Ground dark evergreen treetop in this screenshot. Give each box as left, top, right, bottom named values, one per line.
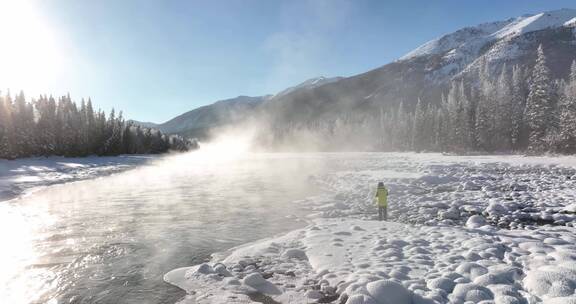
left=0, top=93, right=196, bottom=159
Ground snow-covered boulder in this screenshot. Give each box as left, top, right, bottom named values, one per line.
left=466, top=215, right=487, bottom=228
left=305, top=290, right=324, bottom=299
left=281, top=248, right=308, bottom=260
left=440, top=207, right=460, bottom=220
left=346, top=294, right=379, bottom=304
left=185, top=263, right=213, bottom=279
left=563, top=204, right=576, bottom=213
left=449, top=283, right=493, bottom=302
left=456, top=262, right=488, bottom=279
left=495, top=295, right=521, bottom=304
left=242, top=272, right=282, bottom=295
left=366, top=279, right=412, bottom=304
left=426, top=277, right=455, bottom=292
left=544, top=296, right=576, bottom=304
left=213, top=263, right=232, bottom=277
left=485, top=201, right=508, bottom=217
left=461, top=181, right=482, bottom=191
left=243, top=272, right=267, bottom=287
left=524, top=265, right=576, bottom=299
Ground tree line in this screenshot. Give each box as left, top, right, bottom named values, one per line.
left=0, top=93, right=196, bottom=159
left=268, top=45, right=576, bottom=154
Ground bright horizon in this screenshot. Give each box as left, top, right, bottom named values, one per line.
left=2, top=0, right=575, bottom=123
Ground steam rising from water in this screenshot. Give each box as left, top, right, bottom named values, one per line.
left=0, top=131, right=328, bottom=304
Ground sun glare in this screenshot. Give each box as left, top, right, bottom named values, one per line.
left=0, top=1, right=63, bottom=95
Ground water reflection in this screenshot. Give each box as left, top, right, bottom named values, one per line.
left=1, top=151, right=330, bottom=304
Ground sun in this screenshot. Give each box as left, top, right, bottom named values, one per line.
left=0, top=1, right=63, bottom=95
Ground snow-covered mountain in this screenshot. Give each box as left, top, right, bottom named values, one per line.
left=134, top=77, right=344, bottom=138
left=262, top=8, right=576, bottom=125
left=274, top=76, right=344, bottom=98
left=401, top=9, right=576, bottom=61
left=144, top=95, right=269, bottom=138
left=399, top=8, right=576, bottom=81
left=142, top=9, right=576, bottom=139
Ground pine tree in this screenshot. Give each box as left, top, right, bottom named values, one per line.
left=510, top=65, right=527, bottom=150
left=557, top=61, right=576, bottom=153
left=495, top=64, right=513, bottom=150
left=0, top=93, right=13, bottom=158
left=525, top=45, right=554, bottom=153
left=36, top=95, right=57, bottom=155
left=12, top=91, right=35, bottom=156
left=411, top=98, right=426, bottom=151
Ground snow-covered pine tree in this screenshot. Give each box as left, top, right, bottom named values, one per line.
left=411, top=98, right=425, bottom=151
left=35, top=95, right=57, bottom=155
left=0, top=94, right=13, bottom=158
left=477, top=58, right=499, bottom=151
left=496, top=64, right=513, bottom=150
left=557, top=61, right=576, bottom=153
left=421, top=103, right=437, bottom=151
left=510, top=65, right=526, bottom=150
left=475, top=97, right=490, bottom=151
left=12, top=91, right=35, bottom=156
left=525, top=45, right=554, bottom=154
left=445, top=82, right=462, bottom=150
left=437, top=93, right=450, bottom=151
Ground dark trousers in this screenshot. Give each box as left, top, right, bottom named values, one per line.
left=378, top=206, right=387, bottom=221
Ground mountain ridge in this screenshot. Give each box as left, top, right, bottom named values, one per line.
left=134, top=8, right=576, bottom=141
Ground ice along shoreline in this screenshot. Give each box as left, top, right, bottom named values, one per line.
left=0, top=154, right=156, bottom=202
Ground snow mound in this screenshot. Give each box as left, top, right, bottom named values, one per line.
left=243, top=272, right=267, bottom=287
left=466, top=215, right=487, bottom=228
left=524, top=264, right=576, bottom=299
left=486, top=201, right=509, bottom=216
left=366, top=280, right=412, bottom=304
left=281, top=248, right=307, bottom=260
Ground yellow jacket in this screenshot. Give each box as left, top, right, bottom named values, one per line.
left=376, top=187, right=388, bottom=207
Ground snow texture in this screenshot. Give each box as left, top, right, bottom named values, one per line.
left=164, top=153, right=576, bottom=304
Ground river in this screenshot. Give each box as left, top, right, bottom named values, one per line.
left=0, top=151, right=344, bottom=304
left=0, top=151, right=421, bottom=304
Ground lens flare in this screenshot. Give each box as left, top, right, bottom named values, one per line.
left=0, top=1, right=63, bottom=94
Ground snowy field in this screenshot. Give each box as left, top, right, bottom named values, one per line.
left=0, top=155, right=155, bottom=202
left=165, top=153, right=576, bottom=304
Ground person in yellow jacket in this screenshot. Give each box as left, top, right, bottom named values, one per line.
left=375, top=182, right=388, bottom=221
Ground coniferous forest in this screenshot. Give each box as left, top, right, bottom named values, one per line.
left=0, top=93, right=195, bottom=159
left=268, top=45, right=576, bottom=154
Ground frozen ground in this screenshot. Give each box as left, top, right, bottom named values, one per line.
left=0, top=155, right=154, bottom=202
left=165, top=153, right=576, bottom=304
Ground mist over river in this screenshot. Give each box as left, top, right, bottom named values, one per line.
left=6, top=149, right=572, bottom=304
left=0, top=144, right=424, bottom=304
left=0, top=151, right=340, bottom=304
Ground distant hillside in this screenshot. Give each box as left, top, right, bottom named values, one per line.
left=263, top=9, right=576, bottom=126
left=135, top=9, right=576, bottom=153
left=133, top=95, right=268, bottom=139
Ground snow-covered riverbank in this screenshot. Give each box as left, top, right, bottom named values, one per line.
left=165, top=154, right=576, bottom=304
left=0, top=155, right=155, bottom=202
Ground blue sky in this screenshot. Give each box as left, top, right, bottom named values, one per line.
left=5, top=0, right=576, bottom=122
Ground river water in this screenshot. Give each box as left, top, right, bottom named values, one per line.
left=0, top=151, right=340, bottom=304
left=0, top=151, right=420, bottom=304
